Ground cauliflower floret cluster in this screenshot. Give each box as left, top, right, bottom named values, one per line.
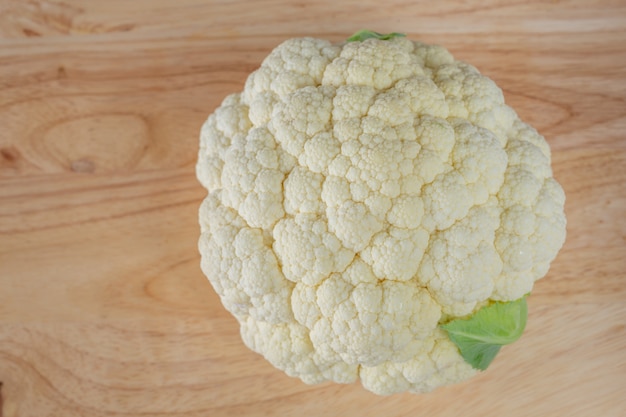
left=197, top=34, right=566, bottom=395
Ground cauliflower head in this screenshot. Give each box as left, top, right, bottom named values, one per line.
left=196, top=32, right=566, bottom=395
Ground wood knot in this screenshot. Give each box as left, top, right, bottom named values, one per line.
left=0, top=147, right=19, bottom=162
left=70, top=158, right=95, bottom=173
left=43, top=114, right=150, bottom=174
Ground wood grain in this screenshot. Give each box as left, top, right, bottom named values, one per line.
left=1, top=1, right=625, bottom=416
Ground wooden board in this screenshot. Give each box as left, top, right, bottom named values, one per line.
left=1, top=1, right=625, bottom=416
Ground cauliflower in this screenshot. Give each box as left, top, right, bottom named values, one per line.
left=196, top=31, right=566, bottom=395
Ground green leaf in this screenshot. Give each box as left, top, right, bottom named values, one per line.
left=441, top=297, right=528, bottom=371
left=346, top=30, right=406, bottom=42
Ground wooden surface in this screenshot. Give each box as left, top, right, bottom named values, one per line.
left=1, top=1, right=625, bottom=416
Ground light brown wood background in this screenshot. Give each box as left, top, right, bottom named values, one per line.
left=1, top=1, right=625, bottom=416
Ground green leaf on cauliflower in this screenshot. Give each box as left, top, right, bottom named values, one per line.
left=346, top=30, right=406, bottom=42
left=441, top=297, right=528, bottom=370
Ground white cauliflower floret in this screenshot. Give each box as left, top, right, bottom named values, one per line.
left=196, top=33, right=566, bottom=395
